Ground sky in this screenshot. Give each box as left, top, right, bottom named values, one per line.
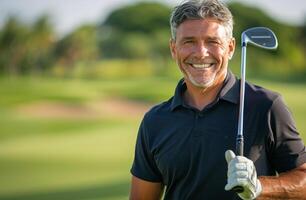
left=0, top=0, right=305, bottom=36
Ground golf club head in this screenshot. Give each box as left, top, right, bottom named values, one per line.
left=242, top=27, right=278, bottom=49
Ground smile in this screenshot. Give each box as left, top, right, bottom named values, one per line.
left=190, top=63, right=215, bottom=69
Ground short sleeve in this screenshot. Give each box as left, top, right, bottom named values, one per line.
left=268, top=96, right=306, bottom=173
left=130, top=117, right=163, bottom=182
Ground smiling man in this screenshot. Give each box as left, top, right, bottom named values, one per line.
left=170, top=17, right=235, bottom=110
left=130, top=0, right=306, bottom=199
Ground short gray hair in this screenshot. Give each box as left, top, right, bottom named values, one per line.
left=170, top=0, right=234, bottom=40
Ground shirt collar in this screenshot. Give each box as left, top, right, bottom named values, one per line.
left=170, top=70, right=240, bottom=111
left=219, top=70, right=240, bottom=104
left=170, top=78, right=186, bottom=111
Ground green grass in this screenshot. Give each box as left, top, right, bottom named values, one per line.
left=0, top=120, right=137, bottom=200
left=0, top=75, right=305, bottom=200
left=0, top=76, right=176, bottom=107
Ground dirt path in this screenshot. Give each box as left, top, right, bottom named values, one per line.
left=16, top=98, right=153, bottom=119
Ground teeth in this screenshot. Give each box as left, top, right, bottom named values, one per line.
left=192, top=63, right=213, bottom=68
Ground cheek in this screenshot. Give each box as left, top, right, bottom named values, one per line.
left=211, top=45, right=226, bottom=55
left=177, top=45, right=194, bottom=58
left=214, top=47, right=230, bottom=63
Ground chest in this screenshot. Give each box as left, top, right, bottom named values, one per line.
left=150, top=106, right=238, bottom=185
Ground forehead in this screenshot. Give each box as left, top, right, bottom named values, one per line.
left=176, top=18, right=228, bottom=40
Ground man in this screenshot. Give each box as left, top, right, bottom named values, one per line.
left=130, top=0, right=306, bottom=199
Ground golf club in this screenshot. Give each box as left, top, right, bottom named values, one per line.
left=233, top=27, right=278, bottom=193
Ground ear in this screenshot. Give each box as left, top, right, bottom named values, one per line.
left=169, top=38, right=177, bottom=60
left=228, top=37, right=236, bottom=60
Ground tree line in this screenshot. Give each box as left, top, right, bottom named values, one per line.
left=0, top=2, right=305, bottom=79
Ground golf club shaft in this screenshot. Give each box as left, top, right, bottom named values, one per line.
left=231, top=43, right=247, bottom=194
left=237, top=44, right=246, bottom=157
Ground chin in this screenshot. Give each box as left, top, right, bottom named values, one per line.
left=187, top=76, right=215, bottom=89
left=185, top=73, right=215, bottom=89
left=194, top=81, right=214, bottom=89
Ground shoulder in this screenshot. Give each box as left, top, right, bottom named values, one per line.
left=143, top=97, right=174, bottom=124
left=245, top=81, right=282, bottom=110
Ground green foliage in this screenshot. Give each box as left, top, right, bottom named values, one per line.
left=103, top=2, right=170, bottom=34
left=0, top=16, right=30, bottom=74
left=97, top=1, right=306, bottom=80
left=99, top=1, right=172, bottom=72
left=228, top=2, right=306, bottom=79
left=100, top=31, right=152, bottom=59
left=53, top=25, right=99, bottom=76
left=0, top=1, right=305, bottom=80
left=0, top=15, right=55, bottom=75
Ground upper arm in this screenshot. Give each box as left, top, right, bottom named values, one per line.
left=131, top=117, right=163, bottom=182
left=130, top=175, right=164, bottom=200
left=268, top=96, right=306, bottom=172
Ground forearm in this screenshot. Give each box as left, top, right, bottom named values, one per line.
left=257, top=164, right=306, bottom=200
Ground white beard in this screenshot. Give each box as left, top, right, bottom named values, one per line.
left=182, top=68, right=216, bottom=89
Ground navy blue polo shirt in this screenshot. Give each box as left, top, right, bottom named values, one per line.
left=131, top=71, right=306, bottom=200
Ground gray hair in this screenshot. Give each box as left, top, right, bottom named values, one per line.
left=170, top=0, right=234, bottom=40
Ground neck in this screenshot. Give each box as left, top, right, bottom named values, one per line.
left=184, top=74, right=226, bottom=111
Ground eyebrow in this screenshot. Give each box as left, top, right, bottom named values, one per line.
left=180, top=36, right=222, bottom=41
left=181, top=36, right=195, bottom=41
left=206, top=36, right=222, bottom=41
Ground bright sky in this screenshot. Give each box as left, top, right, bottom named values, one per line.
left=0, top=0, right=305, bottom=36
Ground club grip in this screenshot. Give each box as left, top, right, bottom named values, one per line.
left=231, top=136, right=244, bottom=193
left=236, top=136, right=244, bottom=156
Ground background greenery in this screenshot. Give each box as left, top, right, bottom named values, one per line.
left=0, top=2, right=305, bottom=80
left=0, top=1, right=305, bottom=200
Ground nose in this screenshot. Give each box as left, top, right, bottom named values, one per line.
left=193, top=42, right=209, bottom=58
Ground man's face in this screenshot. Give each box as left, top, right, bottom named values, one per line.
left=170, top=18, right=235, bottom=89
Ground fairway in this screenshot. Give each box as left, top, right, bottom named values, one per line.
left=0, top=76, right=305, bottom=200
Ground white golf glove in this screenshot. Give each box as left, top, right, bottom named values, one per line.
left=225, top=150, right=262, bottom=200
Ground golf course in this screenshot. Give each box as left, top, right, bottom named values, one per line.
left=1, top=0, right=305, bottom=198
left=0, top=75, right=305, bottom=200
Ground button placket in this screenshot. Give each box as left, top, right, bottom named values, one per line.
left=192, top=111, right=203, bottom=137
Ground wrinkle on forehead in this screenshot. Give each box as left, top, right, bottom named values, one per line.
left=176, top=18, right=228, bottom=42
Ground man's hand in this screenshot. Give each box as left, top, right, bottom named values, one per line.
left=225, top=150, right=262, bottom=200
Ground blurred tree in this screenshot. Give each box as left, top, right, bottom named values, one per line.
left=99, top=1, right=305, bottom=78
left=27, top=15, right=56, bottom=74
left=228, top=2, right=305, bottom=78
left=99, top=2, right=171, bottom=63
left=102, top=32, right=152, bottom=59
left=301, top=17, right=306, bottom=50
left=54, top=25, right=99, bottom=75
left=0, top=15, right=56, bottom=75
left=0, top=16, right=29, bottom=75
left=0, top=2, right=304, bottom=80
left=103, top=2, right=170, bottom=34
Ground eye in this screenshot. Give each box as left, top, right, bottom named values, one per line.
left=183, top=40, right=194, bottom=44
left=208, top=39, right=220, bottom=45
